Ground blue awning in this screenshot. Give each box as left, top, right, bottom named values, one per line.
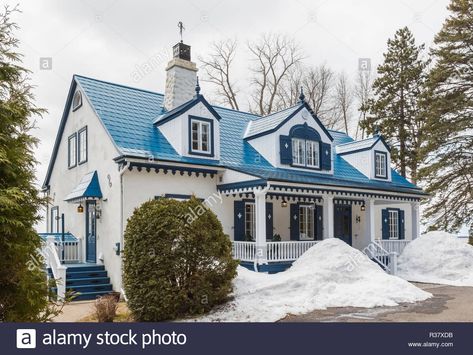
left=64, top=171, right=103, bottom=202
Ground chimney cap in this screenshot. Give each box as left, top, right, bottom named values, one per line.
left=173, top=42, right=191, bottom=61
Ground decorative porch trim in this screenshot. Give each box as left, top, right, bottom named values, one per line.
left=217, top=179, right=268, bottom=194
left=270, top=184, right=421, bottom=202
left=267, top=192, right=322, bottom=203
left=125, top=161, right=218, bottom=178
left=333, top=198, right=365, bottom=205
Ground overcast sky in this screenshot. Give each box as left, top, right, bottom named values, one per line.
left=6, top=0, right=452, bottom=229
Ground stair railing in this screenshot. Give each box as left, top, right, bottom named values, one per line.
left=45, top=236, right=67, bottom=299
left=366, top=240, right=398, bottom=275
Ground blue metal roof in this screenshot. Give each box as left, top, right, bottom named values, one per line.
left=51, top=75, right=423, bottom=195
left=64, top=170, right=103, bottom=202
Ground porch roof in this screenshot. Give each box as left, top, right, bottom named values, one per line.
left=64, top=171, right=103, bottom=202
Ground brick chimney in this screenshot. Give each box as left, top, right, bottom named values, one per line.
left=163, top=42, right=198, bottom=111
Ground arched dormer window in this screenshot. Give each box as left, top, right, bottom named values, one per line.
left=290, top=123, right=321, bottom=169
left=72, top=90, right=82, bottom=111
left=279, top=123, right=332, bottom=171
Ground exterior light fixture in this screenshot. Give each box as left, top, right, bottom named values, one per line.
left=281, top=200, right=288, bottom=208
left=360, top=204, right=366, bottom=212
left=77, top=204, right=84, bottom=213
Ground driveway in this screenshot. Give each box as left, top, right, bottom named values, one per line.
left=281, top=283, right=473, bottom=322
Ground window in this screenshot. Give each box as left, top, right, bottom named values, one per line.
left=375, top=151, right=387, bottom=178
left=78, top=127, right=87, bottom=164
left=190, top=118, right=212, bottom=155
left=292, top=138, right=320, bottom=168
left=299, top=205, right=314, bottom=240
left=50, top=206, right=59, bottom=233
left=245, top=203, right=256, bottom=240
left=68, top=133, right=77, bottom=168
left=72, top=91, right=82, bottom=111
left=388, top=210, right=399, bottom=239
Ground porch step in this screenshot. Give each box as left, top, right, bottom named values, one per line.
left=48, top=264, right=114, bottom=301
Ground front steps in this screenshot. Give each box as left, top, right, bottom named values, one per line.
left=48, top=264, right=114, bottom=301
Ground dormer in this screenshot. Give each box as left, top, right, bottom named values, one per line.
left=154, top=41, right=220, bottom=160
left=336, top=134, right=392, bottom=182
left=244, top=95, right=334, bottom=174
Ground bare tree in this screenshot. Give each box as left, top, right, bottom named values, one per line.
left=248, top=33, right=305, bottom=115
left=199, top=38, right=240, bottom=110
left=334, top=72, right=354, bottom=135
left=354, top=69, right=374, bottom=139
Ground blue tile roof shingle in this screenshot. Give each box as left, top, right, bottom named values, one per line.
left=72, top=75, right=424, bottom=195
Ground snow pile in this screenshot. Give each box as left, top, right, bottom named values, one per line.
left=398, top=231, right=473, bottom=286
left=197, top=238, right=430, bottom=322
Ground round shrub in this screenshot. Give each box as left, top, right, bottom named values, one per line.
left=123, top=197, right=238, bottom=321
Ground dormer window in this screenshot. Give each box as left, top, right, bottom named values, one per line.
left=72, top=90, right=82, bottom=111
left=375, top=151, right=387, bottom=178
left=292, top=138, right=320, bottom=168
left=189, top=116, right=213, bottom=156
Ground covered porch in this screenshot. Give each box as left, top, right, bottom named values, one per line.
left=219, top=180, right=420, bottom=273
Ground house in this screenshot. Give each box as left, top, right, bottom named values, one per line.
left=41, top=40, right=427, bottom=299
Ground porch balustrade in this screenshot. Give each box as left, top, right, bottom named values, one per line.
left=377, top=239, right=410, bottom=256
left=232, top=240, right=319, bottom=263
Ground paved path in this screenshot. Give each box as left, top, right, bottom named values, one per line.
left=281, top=283, right=473, bottom=322
left=53, top=301, right=95, bottom=322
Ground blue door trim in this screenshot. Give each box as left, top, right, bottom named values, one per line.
left=85, top=200, right=97, bottom=263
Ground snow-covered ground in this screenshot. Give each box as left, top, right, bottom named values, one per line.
left=398, top=231, right=473, bottom=287
left=196, top=238, right=431, bottom=322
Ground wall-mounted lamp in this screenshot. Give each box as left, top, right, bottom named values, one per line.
left=113, top=242, right=121, bottom=256
left=77, top=204, right=84, bottom=213
left=360, top=204, right=366, bottom=212
left=281, top=200, right=288, bottom=208
left=96, top=204, right=102, bottom=219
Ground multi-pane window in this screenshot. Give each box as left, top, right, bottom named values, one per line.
left=68, top=133, right=77, bottom=168
left=299, top=205, right=314, bottom=240
left=292, top=138, right=319, bottom=168
left=388, top=210, right=399, bottom=239
left=375, top=151, right=387, bottom=178
left=78, top=127, right=87, bottom=164
left=191, top=119, right=211, bottom=154
left=245, top=203, right=256, bottom=240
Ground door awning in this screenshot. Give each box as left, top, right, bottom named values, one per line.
left=64, top=171, right=103, bottom=202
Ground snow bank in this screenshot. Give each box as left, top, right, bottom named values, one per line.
left=398, top=231, right=473, bottom=286
left=196, top=238, right=430, bottom=322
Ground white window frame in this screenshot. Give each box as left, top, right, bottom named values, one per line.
left=388, top=210, right=399, bottom=240
left=191, top=119, right=211, bottom=154
left=375, top=151, right=387, bottom=178
left=245, top=202, right=256, bottom=240
left=72, top=90, right=82, bottom=111
left=78, top=127, right=87, bottom=164
left=292, top=138, right=305, bottom=166
left=68, top=133, right=77, bottom=168
left=306, top=140, right=320, bottom=168
left=299, top=205, right=314, bottom=240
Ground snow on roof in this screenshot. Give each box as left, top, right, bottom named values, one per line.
left=398, top=231, right=473, bottom=286
left=196, top=238, right=431, bottom=322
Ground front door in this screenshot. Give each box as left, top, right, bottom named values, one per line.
left=86, top=201, right=97, bottom=263
left=334, top=204, right=352, bottom=246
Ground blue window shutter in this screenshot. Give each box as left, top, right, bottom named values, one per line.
left=234, top=201, right=245, bottom=241
left=382, top=209, right=389, bottom=240
left=320, top=142, right=331, bottom=170
left=290, top=203, right=299, bottom=240
left=279, top=135, right=292, bottom=164
left=315, top=205, right=323, bottom=240
left=399, top=210, right=405, bottom=239
left=266, top=202, right=273, bottom=240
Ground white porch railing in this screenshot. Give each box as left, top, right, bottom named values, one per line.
left=366, top=240, right=398, bottom=275
left=377, top=239, right=410, bottom=256
left=56, top=239, right=82, bottom=264
left=267, top=241, right=319, bottom=261
left=232, top=241, right=318, bottom=262
left=45, top=236, right=67, bottom=299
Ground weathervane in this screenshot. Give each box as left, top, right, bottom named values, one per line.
left=178, top=21, right=185, bottom=43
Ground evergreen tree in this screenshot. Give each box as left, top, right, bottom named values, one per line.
left=0, top=6, right=59, bottom=321
left=420, top=0, right=473, bottom=232
left=363, top=27, right=429, bottom=183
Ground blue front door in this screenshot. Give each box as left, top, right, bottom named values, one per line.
left=334, top=204, right=352, bottom=246
left=86, top=201, right=97, bottom=263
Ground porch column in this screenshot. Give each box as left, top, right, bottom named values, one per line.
left=254, top=185, right=270, bottom=265
left=322, top=195, right=334, bottom=239
left=365, top=198, right=376, bottom=242
left=411, top=201, right=420, bottom=239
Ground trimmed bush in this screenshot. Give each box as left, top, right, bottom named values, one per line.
left=123, top=197, right=238, bottom=321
